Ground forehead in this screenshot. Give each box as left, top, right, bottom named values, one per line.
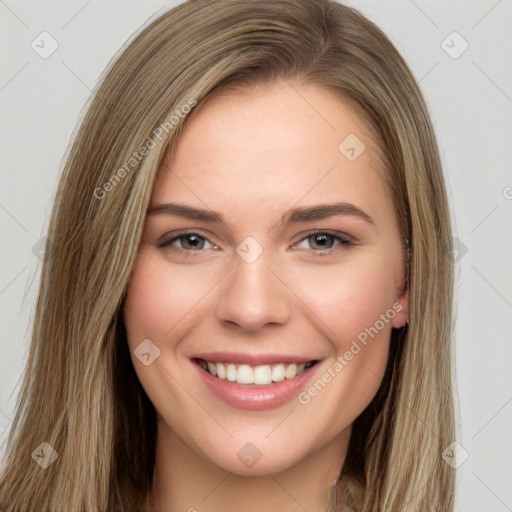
left=153, top=83, right=388, bottom=220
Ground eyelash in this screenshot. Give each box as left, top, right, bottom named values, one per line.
left=156, top=229, right=355, bottom=257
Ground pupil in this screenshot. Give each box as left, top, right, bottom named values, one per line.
left=311, top=234, right=333, bottom=249
left=183, top=235, right=203, bottom=250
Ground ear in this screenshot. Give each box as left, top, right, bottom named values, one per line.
left=391, top=280, right=408, bottom=329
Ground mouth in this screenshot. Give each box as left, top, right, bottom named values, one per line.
left=191, top=351, right=322, bottom=410
left=193, top=358, right=319, bottom=386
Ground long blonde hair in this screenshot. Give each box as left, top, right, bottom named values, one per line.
left=0, top=1, right=455, bottom=510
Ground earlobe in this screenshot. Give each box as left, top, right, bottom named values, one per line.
left=391, top=285, right=409, bottom=329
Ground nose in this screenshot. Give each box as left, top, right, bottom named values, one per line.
left=214, top=249, right=292, bottom=333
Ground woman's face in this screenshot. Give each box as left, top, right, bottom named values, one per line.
left=124, top=83, right=408, bottom=476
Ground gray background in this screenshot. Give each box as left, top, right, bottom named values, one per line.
left=1, top=1, right=511, bottom=510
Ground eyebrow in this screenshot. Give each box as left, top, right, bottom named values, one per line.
left=147, top=201, right=376, bottom=226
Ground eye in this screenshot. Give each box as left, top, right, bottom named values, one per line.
left=156, top=229, right=354, bottom=256
left=295, top=231, right=354, bottom=254
left=157, top=231, right=218, bottom=252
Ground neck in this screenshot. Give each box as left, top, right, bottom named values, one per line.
left=145, top=418, right=351, bottom=512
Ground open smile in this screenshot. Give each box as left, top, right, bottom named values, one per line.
left=192, top=355, right=321, bottom=410
left=194, top=358, right=318, bottom=385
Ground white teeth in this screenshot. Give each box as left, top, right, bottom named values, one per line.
left=271, top=364, right=285, bottom=382
left=226, top=364, right=237, bottom=382
left=216, top=362, right=226, bottom=379
left=285, top=363, right=297, bottom=379
left=207, top=362, right=217, bottom=376
left=253, top=365, right=272, bottom=385
left=237, top=364, right=254, bottom=384
left=200, top=360, right=314, bottom=385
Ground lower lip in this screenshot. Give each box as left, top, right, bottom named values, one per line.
left=194, top=362, right=318, bottom=411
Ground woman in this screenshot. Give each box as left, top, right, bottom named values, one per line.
left=0, top=1, right=456, bottom=510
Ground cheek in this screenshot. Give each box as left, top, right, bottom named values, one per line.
left=122, top=252, right=215, bottom=423
left=123, top=250, right=214, bottom=346
left=287, top=252, right=397, bottom=414
left=291, top=252, right=399, bottom=346
left=290, top=257, right=396, bottom=437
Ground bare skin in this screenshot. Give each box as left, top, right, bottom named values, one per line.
left=123, top=82, right=408, bottom=512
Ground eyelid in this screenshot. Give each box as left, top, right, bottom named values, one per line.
left=156, top=229, right=219, bottom=250
left=290, top=232, right=355, bottom=258
left=156, top=228, right=356, bottom=253
left=291, top=229, right=355, bottom=247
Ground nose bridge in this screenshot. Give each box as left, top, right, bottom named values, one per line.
left=215, top=244, right=291, bottom=331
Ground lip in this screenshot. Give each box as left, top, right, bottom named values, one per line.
left=192, top=357, right=320, bottom=411
left=191, top=351, right=315, bottom=366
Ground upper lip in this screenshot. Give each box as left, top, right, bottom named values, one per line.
left=192, top=351, right=317, bottom=366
